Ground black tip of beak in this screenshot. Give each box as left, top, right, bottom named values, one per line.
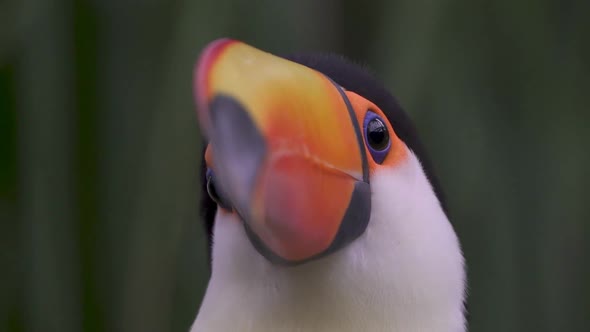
left=208, top=95, right=266, bottom=217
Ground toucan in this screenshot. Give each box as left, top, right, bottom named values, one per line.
left=191, top=38, right=467, bottom=332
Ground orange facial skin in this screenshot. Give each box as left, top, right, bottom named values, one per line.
left=345, top=91, right=408, bottom=171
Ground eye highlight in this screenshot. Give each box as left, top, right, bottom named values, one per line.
left=363, top=111, right=391, bottom=164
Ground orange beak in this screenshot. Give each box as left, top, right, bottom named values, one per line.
left=195, top=39, right=370, bottom=265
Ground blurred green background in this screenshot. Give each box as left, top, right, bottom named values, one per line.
left=1, top=0, right=589, bottom=331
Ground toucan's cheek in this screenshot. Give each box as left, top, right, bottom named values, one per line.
left=249, top=155, right=355, bottom=262
left=345, top=91, right=408, bottom=169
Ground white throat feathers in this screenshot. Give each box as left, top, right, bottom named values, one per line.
left=192, top=149, right=466, bottom=332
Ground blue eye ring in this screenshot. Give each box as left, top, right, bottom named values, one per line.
left=363, top=111, right=391, bottom=164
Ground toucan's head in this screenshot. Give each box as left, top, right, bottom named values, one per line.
left=193, top=38, right=466, bottom=331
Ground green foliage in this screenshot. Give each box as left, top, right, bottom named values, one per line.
left=1, top=0, right=588, bottom=331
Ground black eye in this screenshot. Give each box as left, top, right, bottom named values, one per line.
left=206, top=168, right=233, bottom=211
left=366, top=118, right=389, bottom=150
left=363, top=111, right=391, bottom=164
